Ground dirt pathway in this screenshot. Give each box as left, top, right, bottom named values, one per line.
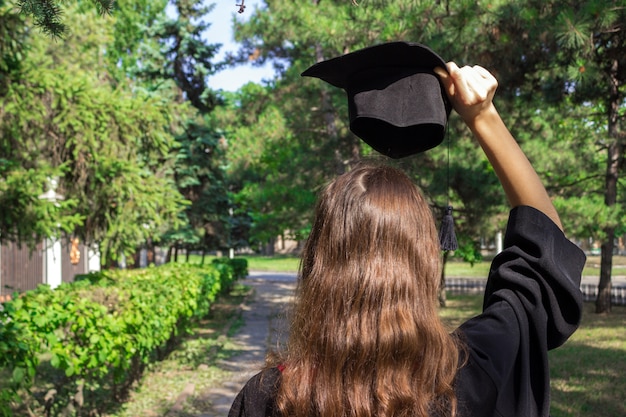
left=194, top=272, right=296, bottom=417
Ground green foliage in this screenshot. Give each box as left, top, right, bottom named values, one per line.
left=554, top=194, right=624, bottom=242
left=223, top=1, right=513, bottom=253
left=215, top=84, right=321, bottom=249
left=475, top=1, right=624, bottom=313
left=0, top=165, right=83, bottom=246
left=212, top=257, right=249, bottom=280
left=0, top=300, right=38, bottom=412
left=0, top=3, right=191, bottom=262
left=124, top=0, right=234, bottom=257
left=450, top=235, right=483, bottom=266
left=0, top=59, right=187, bottom=259
left=167, top=119, right=230, bottom=252
left=17, top=0, right=115, bottom=37
left=229, top=1, right=624, bottom=263
left=0, top=262, right=239, bottom=415
left=106, top=0, right=169, bottom=75
left=133, top=0, right=222, bottom=113
left=0, top=1, right=27, bottom=94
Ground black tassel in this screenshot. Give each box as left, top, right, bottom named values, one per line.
left=439, top=206, right=458, bottom=251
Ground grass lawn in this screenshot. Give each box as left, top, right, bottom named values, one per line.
left=242, top=254, right=302, bottom=272
left=217, top=254, right=496, bottom=276
left=231, top=254, right=626, bottom=278
left=177, top=253, right=302, bottom=272
left=548, top=302, right=626, bottom=417
left=440, top=295, right=626, bottom=417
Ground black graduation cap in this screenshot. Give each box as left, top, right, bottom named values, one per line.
left=302, top=41, right=451, bottom=159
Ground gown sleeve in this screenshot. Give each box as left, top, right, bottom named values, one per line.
left=455, top=205, right=586, bottom=417
left=228, top=368, right=281, bottom=417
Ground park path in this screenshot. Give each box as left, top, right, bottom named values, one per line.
left=194, top=272, right=296, bottom=417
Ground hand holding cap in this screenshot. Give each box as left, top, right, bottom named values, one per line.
left=434, top=62, right=498, bottom=124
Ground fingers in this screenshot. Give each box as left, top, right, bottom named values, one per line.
left=447, top=62, right=493, bottom=82
left=441, top=62, right=497, bottom=103
left=465, top=65, right=498, bottom=97
left=433, top=66, right=448, bottom=81
left=434, top=61, right=498, bottom=123
left=442, top=62, right=495, bottom=85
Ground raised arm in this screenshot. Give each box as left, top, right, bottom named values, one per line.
left=435, top=62, right=562, bottom=230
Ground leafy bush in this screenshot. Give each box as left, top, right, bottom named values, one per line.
left=212, top=257, right=248, bottom=280
left=0, top=262, right=239, bottom=416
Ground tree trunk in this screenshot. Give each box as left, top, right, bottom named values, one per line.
left=439, top=251, right=450, bottom=307
left=596, top=57, right=621, bottom=314
left=597, top=142, right=617, bottom=313
left=146, top=239, right=155, bottom=265
left=266, top=238, right=276, bottom=256
left=260, top=238, right=276, bottom=256
left=597, top=235, right=614, bottom=314
left=132, top=251, right=140, bottom=269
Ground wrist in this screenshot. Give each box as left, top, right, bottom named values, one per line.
left=462, top=103, right=500, bottom=131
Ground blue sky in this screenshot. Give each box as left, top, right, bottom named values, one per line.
left=205, top=1, right=275, bottom=91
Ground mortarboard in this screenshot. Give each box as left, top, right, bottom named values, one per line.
left=302, top=41, right=451, bottom=159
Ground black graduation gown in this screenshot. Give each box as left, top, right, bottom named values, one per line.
left=228, top=206, right=586, bottom=417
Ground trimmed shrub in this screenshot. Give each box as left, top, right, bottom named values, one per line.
left=0, top=262, right=239, bottom=416
left=211, top=257, right=248, bottom=280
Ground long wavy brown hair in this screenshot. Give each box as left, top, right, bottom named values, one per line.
left=273, top=163, right=461, bottom=417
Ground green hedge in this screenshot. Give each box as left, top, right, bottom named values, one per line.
left=0, top=259, right=247, bottom=416
left=211, top=257, right=249, bottom=280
